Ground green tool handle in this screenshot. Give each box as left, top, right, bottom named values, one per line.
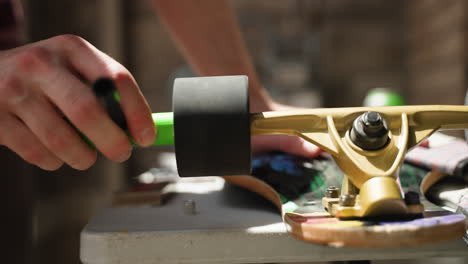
left=125, top=112, right=175, bottom=146
left=78, top=78, right=175, bottom=147
left=148, top=112, right=174, bottom=146
left=72, top=112, right=174, bottom=147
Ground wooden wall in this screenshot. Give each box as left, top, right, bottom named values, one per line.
left=320, top=0, right=405, bottom=107
left=405, top=0, right=466, bottom=105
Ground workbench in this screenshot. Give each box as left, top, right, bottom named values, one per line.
left=80, top=176, right=468, bottom=264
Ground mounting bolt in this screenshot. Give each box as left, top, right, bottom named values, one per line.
left=183, top=199, right=197, bottom=215
left=339, top=194, right=356, bottom=206
left=404, top=191, right=421, bottom=205
left=326, top=186, right=340, bottom=198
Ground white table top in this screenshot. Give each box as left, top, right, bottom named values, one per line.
left=81, top=177, right=468, bottom=264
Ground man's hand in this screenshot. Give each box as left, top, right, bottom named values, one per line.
left=0, top=35, right=155, bottom=170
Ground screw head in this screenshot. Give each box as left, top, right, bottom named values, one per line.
left=183, top=199, right=197, bottom=215
left=326, top=186, right=340, bottom=198
left=339, top=194, right=356, bottom=206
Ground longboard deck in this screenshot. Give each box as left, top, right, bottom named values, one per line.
left=224, top=153, right=467, bottom=248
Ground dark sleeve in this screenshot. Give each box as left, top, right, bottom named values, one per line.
left=0, top=0, right=23, bottom=49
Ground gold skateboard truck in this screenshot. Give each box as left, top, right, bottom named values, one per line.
left=251, top=105, right=468, bottom=219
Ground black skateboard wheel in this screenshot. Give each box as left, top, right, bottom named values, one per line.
left=173, top=75, right=251, bottom=177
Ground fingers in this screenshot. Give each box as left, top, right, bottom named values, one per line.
left=112, top=73, right=156, bottom=146
left=0, top=114, right=63, bottom=170
left=32, top=66, right=133, bottom=163
left=7, top=44, right=132, bottom=163
left=10, top=92, right=97, bottom=170
left=0, top=35, right=154, bottom=170
left=252, top=135, right=322, bottom=158
left=48, top=35, right=156, bottom=146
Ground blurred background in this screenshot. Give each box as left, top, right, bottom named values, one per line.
left=3, top=0, right=468, bottom=263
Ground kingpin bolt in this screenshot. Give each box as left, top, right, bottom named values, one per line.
left=364, top=111, right=382, bottom=128
left=326, top=186, right=340, bottom=198
left=350, top=111, right=389, bottom=150
left=339, top=194, right=356, bottom=206
left=404, top=191, right=421, bottom=205
left=183, top=199, right=197, bottom=215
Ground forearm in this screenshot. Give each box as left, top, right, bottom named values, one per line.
left=152, top=0, right=273, bottom=112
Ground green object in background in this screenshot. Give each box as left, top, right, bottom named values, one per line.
left=151, top=112, right=174, bottom=146
left=363, top=88, right=405, bottom=107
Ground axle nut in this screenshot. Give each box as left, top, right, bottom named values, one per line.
left=350, top=111, right=389, bottom=150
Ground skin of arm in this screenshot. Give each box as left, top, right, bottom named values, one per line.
left=152, top=0, right=321, bottom=157
left=151, top=0, right=272, bottom=113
